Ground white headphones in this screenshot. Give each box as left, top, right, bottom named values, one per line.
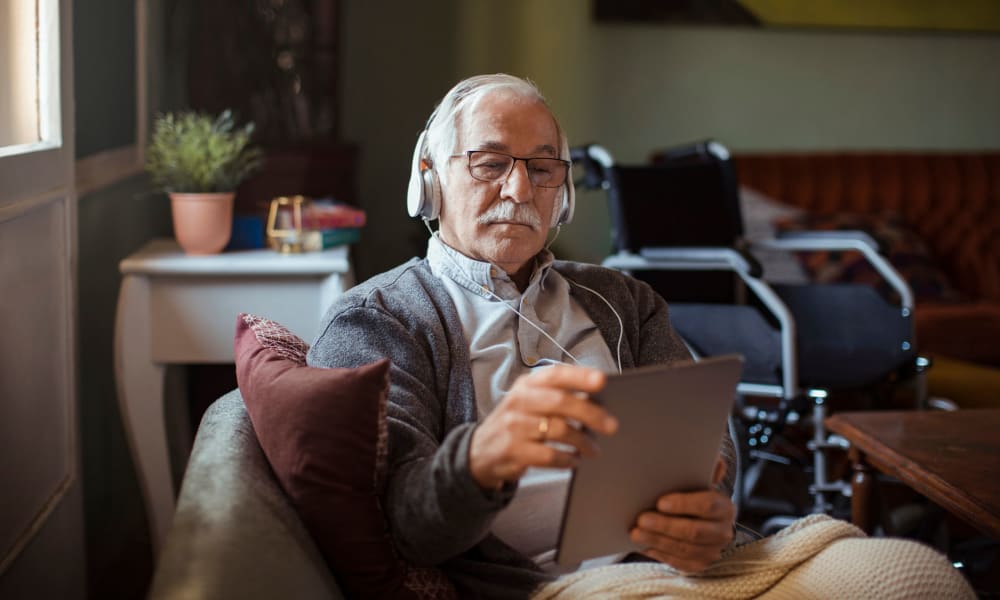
left=406, top=129, right=576, bottom=227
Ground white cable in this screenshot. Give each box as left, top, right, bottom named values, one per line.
left=422, top=218, right=436, bottom=238
left=489, top=289, right=584, bottom=367
left=426, top=221, right=625, bottom=374
left=432, top=230, right=583, bottom=365
left=563, top=279, right=624, bottom=375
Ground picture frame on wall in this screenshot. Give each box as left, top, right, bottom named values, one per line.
left=594, top=0, right=1000, bottom=35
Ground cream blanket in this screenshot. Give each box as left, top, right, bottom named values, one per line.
left=533, top=514, right=974, bottom=599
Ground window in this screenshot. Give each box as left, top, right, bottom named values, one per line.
left=0, top=0, right=61, bottom=157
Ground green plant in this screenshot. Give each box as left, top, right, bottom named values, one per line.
left=145, top=110, right=263, bottom=193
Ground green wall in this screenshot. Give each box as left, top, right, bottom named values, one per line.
left=341, top=0, right=1000, bottom=273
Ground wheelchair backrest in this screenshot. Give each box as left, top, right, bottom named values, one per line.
left=602, top=140, right=743, bottom=254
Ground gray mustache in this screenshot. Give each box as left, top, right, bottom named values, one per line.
left=477, top=203, right=542, bottom=230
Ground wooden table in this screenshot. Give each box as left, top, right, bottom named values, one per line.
left=826, top=409, right=1000, bottom=540
left=115, top=239, right=353, bottom=554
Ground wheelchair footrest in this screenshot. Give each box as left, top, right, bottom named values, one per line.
left=807, top=435, right=851, bottom=451
left=810, top=482, right=852, bottom=496
left=748, top=449, right=793, bottom=465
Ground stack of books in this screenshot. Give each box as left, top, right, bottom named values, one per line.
left=300, top=200, right=367, bottom=250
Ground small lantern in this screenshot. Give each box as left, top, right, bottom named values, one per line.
left=266, top=195, right=310, bottom=253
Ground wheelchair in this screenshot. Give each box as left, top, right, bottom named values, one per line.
left=572, top=141, right=930, bottom=531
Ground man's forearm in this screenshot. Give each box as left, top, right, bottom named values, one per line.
left=384, top=422, right=514, bottom=565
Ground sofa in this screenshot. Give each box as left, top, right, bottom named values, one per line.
left=734, top=151, right=1000, bottom=407
left=150, top=313, right=458, bottom=599
left=146, top=391, right=978, bottom=599
left=147, top=389, right=345, bottom=599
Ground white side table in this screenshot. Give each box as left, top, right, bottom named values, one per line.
left=114, top=239, right=353, bottom=554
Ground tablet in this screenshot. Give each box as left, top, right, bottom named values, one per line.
left=555, top=354, right=743, bottom=567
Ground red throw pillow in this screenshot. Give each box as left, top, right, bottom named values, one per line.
left=774, top=211, right=962, bottom=304
left=234, top=313, right=455, bottom=599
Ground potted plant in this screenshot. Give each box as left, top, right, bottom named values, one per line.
left=145, top=110, right=262, bottom=254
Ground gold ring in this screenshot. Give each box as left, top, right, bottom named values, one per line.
left=538, top=416, right=550, bottom=440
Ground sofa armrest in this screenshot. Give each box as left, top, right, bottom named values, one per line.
left=149, top=389, right=343, bottom=600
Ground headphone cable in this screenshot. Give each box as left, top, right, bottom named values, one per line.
left=425, top=224, right=625, bottom=374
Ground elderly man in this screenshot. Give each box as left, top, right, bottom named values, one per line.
left=307, top=73, right=738, bottom=597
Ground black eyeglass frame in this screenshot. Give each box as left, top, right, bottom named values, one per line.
left=450, top=150, right=571, bottom=189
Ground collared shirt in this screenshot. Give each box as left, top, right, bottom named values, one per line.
left=426, top=235, right=618, bottom=568
left=426, top=235, right=617, bottom=417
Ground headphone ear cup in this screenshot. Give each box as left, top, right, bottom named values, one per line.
left=407, top=131, right=430, bottom=219
left=553, top=177, right=575, bottom=226
left=407, top=129, right=443, bottom=221
left=552, top=135, right=575, bottom=227
left=421, top=168, right=441, bottom=221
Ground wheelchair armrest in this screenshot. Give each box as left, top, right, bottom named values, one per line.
left=750, top=232, right=914, bottom=311
left=603, top=248, right=800, bottom=398
left=605, top=247, right=762, bottom=278
left=736, top=245, right=764, bottom=279
left=770, top=229, right=883, bottom=253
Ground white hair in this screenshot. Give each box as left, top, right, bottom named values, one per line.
left=419, top=74, right=569, bottom=185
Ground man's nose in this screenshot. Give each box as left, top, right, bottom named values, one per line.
left=500, top=159, right=534, bottom=203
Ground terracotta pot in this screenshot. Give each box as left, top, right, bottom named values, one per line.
left=169, top=192, right=235, bottom=255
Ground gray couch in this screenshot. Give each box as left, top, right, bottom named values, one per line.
left=148, top=390, right=344, bottom=599
left=148, top=391, right=748, bottom=600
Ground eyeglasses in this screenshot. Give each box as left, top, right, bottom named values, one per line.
left=452, top=150, right=570, bottom=188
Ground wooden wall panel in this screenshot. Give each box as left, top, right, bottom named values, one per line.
left=0, top=194, right=75, bottom=574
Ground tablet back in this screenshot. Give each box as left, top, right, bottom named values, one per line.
left=555, top=354, right=742, bottom=566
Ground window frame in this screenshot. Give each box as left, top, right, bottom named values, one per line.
left=0, top=0, right=73, bottom=202
left=0, top=0, right=62, bottom=159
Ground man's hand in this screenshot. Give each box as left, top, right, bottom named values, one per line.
left=629, top=457, right=735, bottom=572
left=469, top=364, right=617, bottom=490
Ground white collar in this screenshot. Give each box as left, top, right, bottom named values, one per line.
left=426, top=234, right=555, bottom=298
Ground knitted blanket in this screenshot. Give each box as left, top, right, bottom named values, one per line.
left=533, top=514, right=974, bottom=599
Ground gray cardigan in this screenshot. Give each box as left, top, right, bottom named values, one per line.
left=307, top=257, right=737, bottom=599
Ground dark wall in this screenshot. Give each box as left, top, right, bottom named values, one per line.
left=74, top=0, right=181, bottom=596
left=338, top=0, right=461, bottom=280
left=74, top=0, right=137, bottom=157
left=77, top=178, right=171, bottom=598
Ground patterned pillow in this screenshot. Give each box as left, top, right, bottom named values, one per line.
left=773, top=212, right=962, bottom=304
left=233, top=313, right=456, bottom=599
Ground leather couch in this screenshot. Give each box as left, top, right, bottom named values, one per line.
left=148, top=389, right=344, bottom=599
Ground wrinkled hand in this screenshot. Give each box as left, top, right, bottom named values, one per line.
left=469, top=364, right=617, bottom=490
left=629, top=457, right=736, bottom=572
